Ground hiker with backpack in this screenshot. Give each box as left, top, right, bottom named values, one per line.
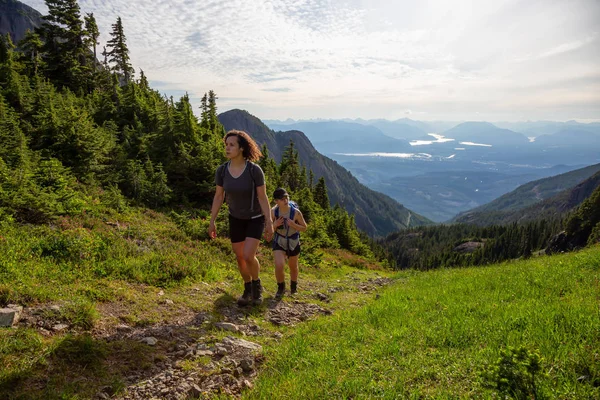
left=271, top=188, right=307, bottom=299
left=208, top=130, right=274, bottom=306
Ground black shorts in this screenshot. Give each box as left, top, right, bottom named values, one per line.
left=229, top=215, right=265, bottom=243
left=272, top=241, right=301, bottom=257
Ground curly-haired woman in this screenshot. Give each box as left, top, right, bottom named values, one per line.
left=209, top=130, right=274, bottom=306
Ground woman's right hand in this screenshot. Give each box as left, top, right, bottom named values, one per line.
left=273, top=216, right=285, bottom=229
left=208, top=221, right=217, bottom=239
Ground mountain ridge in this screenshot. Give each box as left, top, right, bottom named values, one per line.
left=0, top=0, right=44, bottom=44
left=452, top=163, right=600, bottom=225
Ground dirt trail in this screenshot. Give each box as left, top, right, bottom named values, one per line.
left=13, top=273, right=395, bottom=399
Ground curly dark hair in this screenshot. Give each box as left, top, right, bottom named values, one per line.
left=224, top=130, right=263, bottom=162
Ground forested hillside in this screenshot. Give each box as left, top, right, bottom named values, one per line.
left=453, top=163, right=600, bottom=225
left=381, top=183, right=600, bottom=269
left=0, top=0, right=383, bottom=259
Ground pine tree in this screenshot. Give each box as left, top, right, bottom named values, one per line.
left=37, top=0, right=88, bottom=92
left=84, top=13, right=99, bottom=71
left=314, top=176, right=330, bottom=210
left=207, top=90, right=219, bottom=132
left=106, top=17, right=134, bottom=84
left=279, top=140, right=301, bottom=191
left=18, top=30, right=44, bottom=77
left=0, top=34, right=28, bottom=113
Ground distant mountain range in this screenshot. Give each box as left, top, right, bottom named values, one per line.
left=0, top=0, right=43, bottom=44
left=262, top=117, right=599, bottom=222
left=267, top=121, right=413, bottom=154
left=218, top=110, right=432, bottom=236
left=452, top=163, right=600, bottom=226
left=494, top=120, right=600, bottom=137
left=442, top=122, right=530, bottom=147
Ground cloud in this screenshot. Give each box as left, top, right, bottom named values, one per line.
left=19, top=0, right=600, bottom=121
left=537, top=34, right=599, bottom=59
left=262, top=87, right=292, bottom=92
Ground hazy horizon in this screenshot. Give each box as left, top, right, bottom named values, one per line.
left=21, top=0, right=600, bottom=122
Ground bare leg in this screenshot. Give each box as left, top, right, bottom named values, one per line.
left=274, top=250, right=287, bottom=283
left=288, top=255, right=299, bottom=282
left=232, top=241, right=251, bottom=282
left=243, top=238, right=261, bottom=280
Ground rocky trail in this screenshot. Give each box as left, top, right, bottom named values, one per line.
left=7, top=273, right=394, bottom=399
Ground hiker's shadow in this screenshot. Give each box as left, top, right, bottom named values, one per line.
left=212, top=292, right=283, bottom=322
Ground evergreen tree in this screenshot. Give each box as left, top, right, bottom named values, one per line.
left=314, top=176, right=330, bottom=210
left=37, top=0, right=88, bottom=92
left=106, top=17, right=134, bottom=84
left=0, top=34, right=25, bottom=112
left=84, top=13, right=99, bottom=71
left=18, top=30, right=44, bottom=77
left=279, top=140, right=301, bottom=191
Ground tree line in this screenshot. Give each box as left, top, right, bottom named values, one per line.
left=0, top=0, right=383, bottom=261
left=381, top=183, right=600, bottom=270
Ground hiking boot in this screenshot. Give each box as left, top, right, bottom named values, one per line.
left=275, top=282, right=285, bottom=300
left=290, top=280, right=297, bottom=295
left=251, top=279, right=263, bottom=306
left=237, top=282, right=252, bottom=306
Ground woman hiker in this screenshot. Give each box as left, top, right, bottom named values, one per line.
left=208, top=130, right=274, bottom=306
left=271, top=188, right=307, bottom=299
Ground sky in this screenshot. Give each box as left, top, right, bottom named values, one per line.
left=22, top=0, right=600, bottom=122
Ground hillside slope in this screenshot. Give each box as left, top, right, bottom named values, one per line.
left=453, top=163, right=600, bottom=225
left=219, top=109, right=432, bottom=236
left=0, top=0, right=43, bottom=44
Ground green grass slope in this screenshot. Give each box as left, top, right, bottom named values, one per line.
left=249, top=246, right=600, bottom=399
left=1, top=207, right=598, bottom=399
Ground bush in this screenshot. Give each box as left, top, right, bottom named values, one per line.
left=481, top=346, right=547, bottom=399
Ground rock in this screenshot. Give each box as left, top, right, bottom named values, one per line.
left=0, top=305, right=22, bottom=327
left=315, top=292, right=330, bottom=302
left=188, top=384, right=202, bottom=398
left=546, top=231, right=574, bottom=254
left=242, top=379, right=253, bottom=389
left=215, top=322, right=239, bottom=332
left=116, top=324, right=132, bottom=332
left=453, top=241, right=484, bottom=253
left=52, top=323, right=69, bottom=332
left=158, top=290, right=164, bottom=296
left=164, top=299, right=174, bottom=305
left=38, top=328, right=51, bottom=336
left=140, top=337, right=158, bottom=346
left=196, top=350, right=213, bottom=357
left=240, top=358, right=254, bottom=372
left=221, top=336, right=262, bottom=353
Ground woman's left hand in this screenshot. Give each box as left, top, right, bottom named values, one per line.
left=264, top=222, right=274, bottom=241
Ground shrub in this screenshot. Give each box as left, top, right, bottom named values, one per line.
left=481, top=346, right=547, bottom=399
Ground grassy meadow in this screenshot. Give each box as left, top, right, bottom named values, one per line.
left=249, top=247, right=600, bottom=399
left=0, top=207, right=598, bottom=399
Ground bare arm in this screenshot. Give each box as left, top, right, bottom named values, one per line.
left=257, top=185, right=274, bottom=241
left=291, top=210, right=308, bottom=232
left=208, top=185, right=225, bottom=239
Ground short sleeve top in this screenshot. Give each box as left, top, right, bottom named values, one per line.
left=215, top=161, right=265, bottom=219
